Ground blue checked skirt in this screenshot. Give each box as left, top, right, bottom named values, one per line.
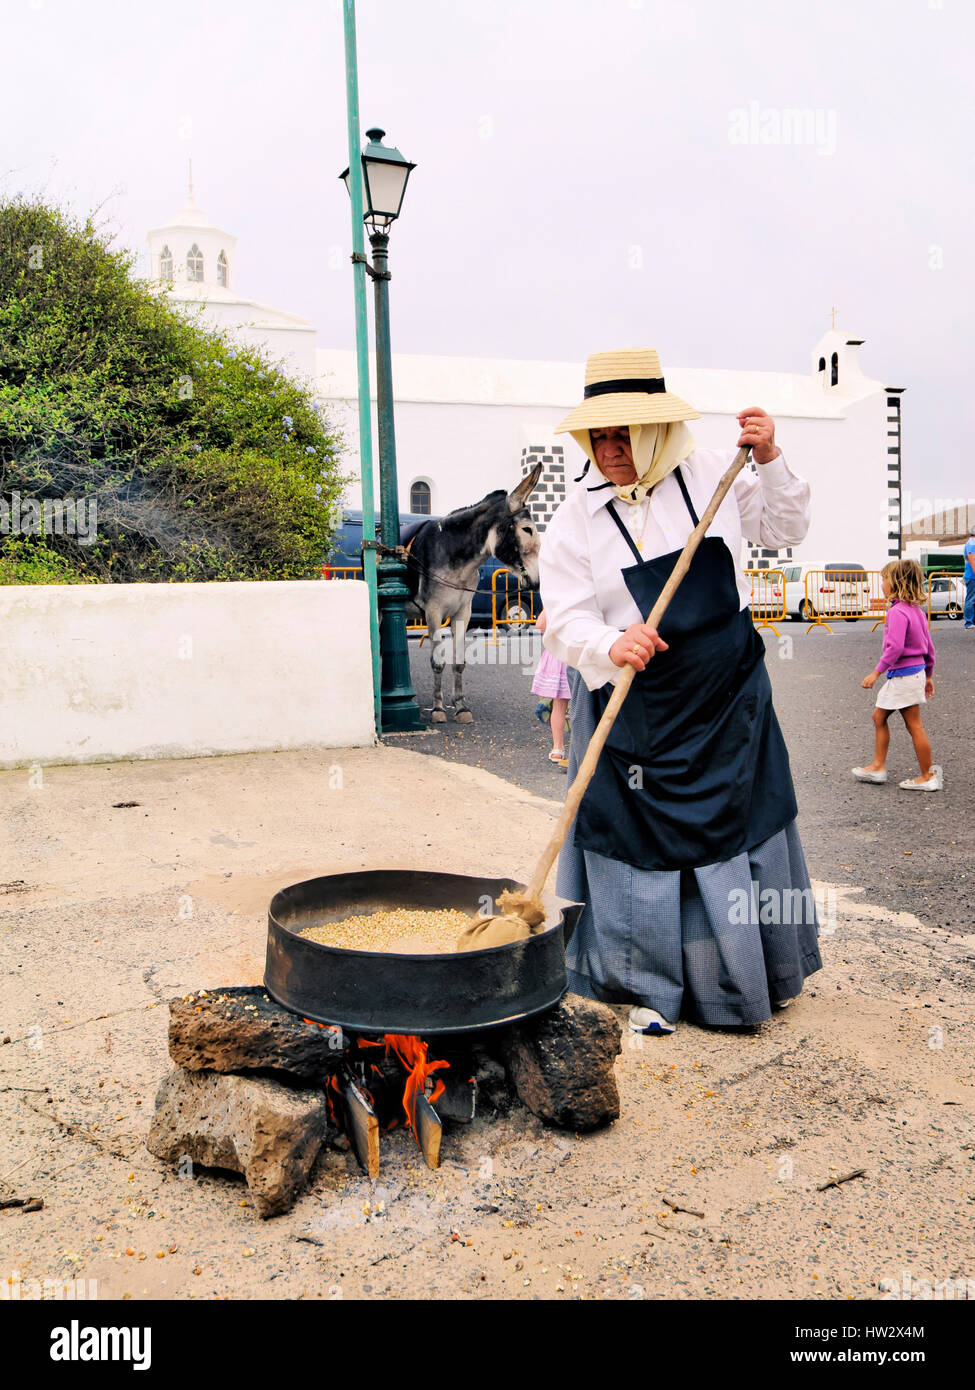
left=558, top=669, right=823, bottom=1026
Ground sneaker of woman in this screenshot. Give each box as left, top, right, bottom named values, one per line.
left=628, top=1005, right=677, bottom=1035
left=852, top=767, right=887, bottom=783
left=899, top=765, right=943, bottom=791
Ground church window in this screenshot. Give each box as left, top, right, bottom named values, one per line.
left=410, top=480, right=432, bottom=514
left=217, top=250, right=229, bottom=288
left=187, top=244, right=204, bottom=282
left=830, top=352, right=839, bottom=386
left=817, top=356, right=825, bottom=373
left=159, top=245, right=173, bottom=282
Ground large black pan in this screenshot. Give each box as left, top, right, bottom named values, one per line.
left=264, top=869, right=583, bottom=1036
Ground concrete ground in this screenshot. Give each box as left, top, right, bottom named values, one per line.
left=400, top=620, right=975, bottom=930
left=1, top=620, right=973, bottom=1301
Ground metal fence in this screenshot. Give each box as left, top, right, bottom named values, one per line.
left=802, top=570, right=887, bottom=632
left=926, top=570, right=965, bottom=623
left=491, top=568, right=540, bottom=630
left=324, top=560, right=970, bottom=639
left=320, top=562, right=540, bottom=637
left=744, top=568, right=787, bottom=634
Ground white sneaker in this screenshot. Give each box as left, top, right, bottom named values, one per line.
left=773, top=997, right=796, bottom=1011
left=899, top=765, right=943, bottom=791
left=852, top=767, right=887, bottom=783
left=628, top=1005, right=676, bottom=1035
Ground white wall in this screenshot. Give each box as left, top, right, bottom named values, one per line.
left=331, top=394, right=892, bottom=569
left=199, top=301, right=319, bottom=379
left=0, top=581, right=375, bottom=769
left=689, top=395, right=891, bottom=569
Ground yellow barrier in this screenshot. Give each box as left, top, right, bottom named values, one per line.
left=744, top=568, right=787, bottom=635
left=321, top=561, right=540, bottom=639
left=320, top=564, right=361, bottom=580
left=802, top=570, right=886, bottom=633
left=926, top=570, right=965, bottom=624
left=490, top=569, right=540, bottom=632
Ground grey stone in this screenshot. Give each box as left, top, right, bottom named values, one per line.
left=499, top=992, right=621, bottom=1131
left=168, top=986, right=344, bottom=1082
left=147, top=1067, right=330, bottom=1217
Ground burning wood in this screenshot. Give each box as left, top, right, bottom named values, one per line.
left=412, top=1093, right=443, bottom=1169
left=338, top=1068, right=380, bottom=1180
left=359, top=1033, right=450, bottom=1170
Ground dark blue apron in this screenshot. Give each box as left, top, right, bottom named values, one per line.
left=574, top=468, right=797, bottom=872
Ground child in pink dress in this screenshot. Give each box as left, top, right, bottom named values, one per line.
left=531, top=610, right=571, bottom=762
left=854, top=559, right=941, bottom=790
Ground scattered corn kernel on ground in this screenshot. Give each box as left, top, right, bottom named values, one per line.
left=297, top=908, right=472, bottom=954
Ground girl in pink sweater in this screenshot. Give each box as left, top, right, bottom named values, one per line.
left=854, top=560, right=941, bottom=790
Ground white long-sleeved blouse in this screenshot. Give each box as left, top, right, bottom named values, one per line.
left=539, top=449, right=811, bottom=690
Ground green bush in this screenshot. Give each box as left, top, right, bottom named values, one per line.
left=0, top=535, right=95, bottom=585
left=0, top=197, right=347, bottom=582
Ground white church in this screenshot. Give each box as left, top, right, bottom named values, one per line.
left=147, top=189, right=904, bottom=572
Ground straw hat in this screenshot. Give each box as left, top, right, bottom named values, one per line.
left=555, top=348, right=699, bottom=434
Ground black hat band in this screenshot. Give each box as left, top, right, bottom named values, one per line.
left=583, top=377, right=666, bottom=399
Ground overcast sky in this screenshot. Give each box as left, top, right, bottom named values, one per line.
left=4, top=0, right=973, bottom=502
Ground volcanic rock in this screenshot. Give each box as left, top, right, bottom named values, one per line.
left=168, top=986, right=344, bottom=1082
left=499, top=992, right=621, bottom=1131
left=147, top=1067, right=330, bottom=1217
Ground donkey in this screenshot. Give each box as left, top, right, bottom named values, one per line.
left=402, top=464, right=543, bottom=723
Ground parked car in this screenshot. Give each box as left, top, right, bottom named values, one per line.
left=747, top=570, right=787, bottom=619
left=323, top=510, right=538, bottom=631
left=780, top=561, right=872, bottom=621
left=929, top=575, right=964, bottom=620
left=323, top=509, right=435, bottom=572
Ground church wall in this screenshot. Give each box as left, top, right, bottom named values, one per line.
left=331, top=398, right=565, bottom=515
left=331, top=390, right=892, bottom=570
left=144, top=203, right=895, bottom=572
left=188, top=301, right=319, bottom=379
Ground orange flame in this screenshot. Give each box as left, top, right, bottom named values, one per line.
left=382, top=1034, right=449, bottom=1134
left=324, top=1072, right=342, bottom=1127
left=302, top=1024, right=449, bottom=1140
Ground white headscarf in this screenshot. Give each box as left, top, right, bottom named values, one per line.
left=571, top=421, right=696, bottom=505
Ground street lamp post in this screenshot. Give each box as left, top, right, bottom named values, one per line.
left=341, top=129, right=423, bottom=734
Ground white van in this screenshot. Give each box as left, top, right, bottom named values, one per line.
left=779, top=562, right=872, bottom=621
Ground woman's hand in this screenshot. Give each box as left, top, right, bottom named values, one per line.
left=861, top=671, right=879, bottom=689
left=609, top=623, right=669, bottom=671
left=925, top=677, right=934, bottom=699
left=737, top=406, right=780, bottom=464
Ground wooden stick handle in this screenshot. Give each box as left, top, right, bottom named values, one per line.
left=526, top=446, right=752, bottom=901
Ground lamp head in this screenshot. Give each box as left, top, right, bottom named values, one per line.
left=341, top=128, right=416, bottom=232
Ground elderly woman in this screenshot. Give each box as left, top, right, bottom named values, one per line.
left=539, top=348, right=822, bottom=1034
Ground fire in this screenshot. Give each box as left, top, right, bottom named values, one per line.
left=324, top=1073, right=343, bottom=1128
left=303, top=1019, right=450, bottom=1142
left=383, top=1034, right=449, bottom=1131
left=357, top=1033, right=449, bottom=1135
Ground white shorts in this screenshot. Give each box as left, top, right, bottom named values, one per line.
left=876, top=670, right=926, bottom=710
